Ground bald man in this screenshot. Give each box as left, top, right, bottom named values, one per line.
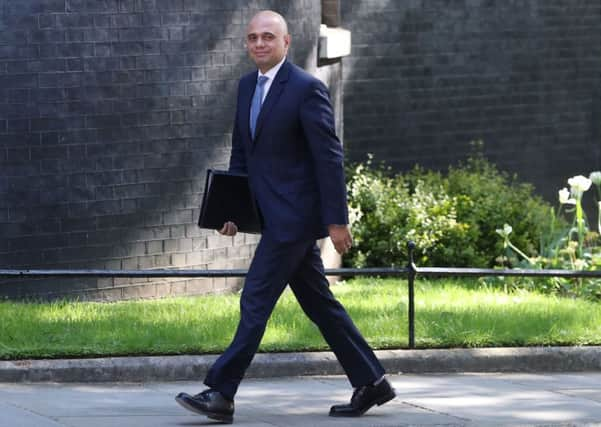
left=175, top=11, right=395, bottom=423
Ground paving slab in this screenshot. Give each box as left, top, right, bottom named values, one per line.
left=0, top=401, right=65, bottom=427
left=2, top=373, right=601, bottom=426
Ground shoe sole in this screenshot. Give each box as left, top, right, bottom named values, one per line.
left=375, top=389, right=396, bottom=407
left=329, top=389, right=397, bottom=417
left=175, top=395, right=234, bottom=424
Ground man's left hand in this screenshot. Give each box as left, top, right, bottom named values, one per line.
left=328, top=224, right=353, bottom=255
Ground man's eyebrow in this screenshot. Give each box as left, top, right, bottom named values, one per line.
left=247, top=31, right=276, bottom=37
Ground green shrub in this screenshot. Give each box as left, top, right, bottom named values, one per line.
left=408, top=152, right=554, bottom=266
left=346, top=158, right=471, bottom=267
left=346, top=150, right=557, bottom=268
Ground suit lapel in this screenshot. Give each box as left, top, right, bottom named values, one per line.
left=239, top=76, right=254, bottom=144
left=253, top=61, right=290, bottom=144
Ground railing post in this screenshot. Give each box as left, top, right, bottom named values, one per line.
left=407, top=241, right=417, bottom=349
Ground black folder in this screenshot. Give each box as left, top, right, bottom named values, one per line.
left=198, top=169, right=262, bottom=233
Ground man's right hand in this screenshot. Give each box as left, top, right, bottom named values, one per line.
left=328, top=224, right=353, bottom=255
left=219, top=221, right=238, bottom=236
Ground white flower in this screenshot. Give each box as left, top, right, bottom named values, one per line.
left=590, top=171, right=601, bottom=186
left=348, top=206, right=363, bottom=226
left=574, top=259, right=588, bottom=270
left=495, top=223, right=512, bottom=238
left=558, top=187, right=576, bottom=205
left=567, top=175, right=592, bottom=197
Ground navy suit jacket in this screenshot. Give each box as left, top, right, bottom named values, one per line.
left=229, top=60, right=348, bottom=242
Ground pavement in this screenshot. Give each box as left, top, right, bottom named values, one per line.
left=2, top=347, right=601, bottom=426
left=3, top=373, right=601, bottom=426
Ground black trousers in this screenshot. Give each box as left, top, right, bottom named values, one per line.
left=204, top=234, right=385, bottom=399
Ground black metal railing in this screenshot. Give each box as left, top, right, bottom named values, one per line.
left=2, top=241, right=601, bottom=349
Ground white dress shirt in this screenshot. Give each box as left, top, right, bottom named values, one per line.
left=256, top=56, right=286, bottom=104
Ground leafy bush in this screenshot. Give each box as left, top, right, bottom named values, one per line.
left=346, top=160, right=468, bottom=267
left=346, top=149, right=556, bottom=268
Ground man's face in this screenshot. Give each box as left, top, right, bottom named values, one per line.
left=246, top=13, right=290, bottom=73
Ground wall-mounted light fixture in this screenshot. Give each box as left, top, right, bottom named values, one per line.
left=318, top=24, right=351, bottom=59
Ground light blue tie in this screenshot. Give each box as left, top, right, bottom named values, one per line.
left=250, top=75, right=268, bottom=139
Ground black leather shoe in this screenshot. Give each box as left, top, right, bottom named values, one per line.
left=329, top=378, right=396, bottom=417
left=175, top=389, right=234, bottom=423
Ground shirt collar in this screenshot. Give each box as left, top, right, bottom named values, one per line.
left=258, top=56, right=286, bottom=81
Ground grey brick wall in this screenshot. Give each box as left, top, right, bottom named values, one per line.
left=341, top=0, right=601, bottom=202
left=0, top=0, right=322, bottom=300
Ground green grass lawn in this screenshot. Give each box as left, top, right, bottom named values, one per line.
left=1, top=277, right=600, bottom=360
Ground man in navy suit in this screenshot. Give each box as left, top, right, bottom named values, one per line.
left=176, top=10, right=395, bottom=423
